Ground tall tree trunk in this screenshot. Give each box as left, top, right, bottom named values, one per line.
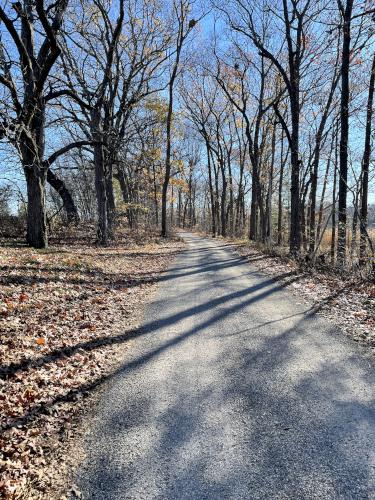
left=351, top=189, right=359, bottom=260
left=289, top=98, right=301, bottom=255
left=235, top=162, right=245, bottom=235
left=266, top=122, right=276, bottom=242
left=220, top=161, right=227, bottom=237
left=300, top=185, right=309, bottom=251
left=94, top=146, right=108, bottom=245
left=249, top=181, right=258, bottom=240
left=206, top=139, right=216, bottom=237
left=212, top=155, right=220, bottom=235
left=178, top=189, right=182, bottom=227
left=161, top=80, right=174, bottom=237
left=359, top=54, right=375, bottom=265
left=277, top=132, right=286, bottom=246
left=337, top=0, right=354, bottom=265
left=331, top=145, right=338, bottom=263
left=170, top=184, right=174, bottom=225
left=152, top=164, right=159, bottom=226
left=227, top=160, right=234, bottom=236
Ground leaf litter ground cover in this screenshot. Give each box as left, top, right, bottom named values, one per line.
left=0, top=232, right=184, bottom=498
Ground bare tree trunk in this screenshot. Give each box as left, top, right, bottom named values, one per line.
left=93, top=144, right=108, bottom=244
left=277, top=132, right=286, bottom=245
left=161, top=79, right=174, bottom=237
left=106, top=163, right=116, bottom=236
left=178, top=189, right=182, bottom=227
left=212, top=155, right=220, bottom=235
left=25, top=166, right=48, bottom=248
left=151, top=164, right=158, bottom=226
left=351, top=189, right=359, bottom=260
left=331, top=146, right=338, bottom=263
left=227, top=161, right=234, bottom=236
left=220, top=160, right=227, bottom=237
left=337, top=0, right=354, bottom=265
left=206, top=140, right=216, bottom=237
left=266, top=122, right=276, bottom=242
left=290, top=98, right=301, bottom=254
left=170, top=184, right=174, bottom=226
left=359, top=53, right=375, bottom=265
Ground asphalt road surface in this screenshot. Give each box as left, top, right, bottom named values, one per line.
left=78, top=233, right=375, bottom=499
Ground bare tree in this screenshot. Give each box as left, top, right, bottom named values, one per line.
left=0, top=0, right=70, bottom=247
left=161, top=0, right=197, bottom=237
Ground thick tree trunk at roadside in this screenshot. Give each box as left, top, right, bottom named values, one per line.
left=25, top=167, right=48, bottom=248
left=0, top=1, right=70, bottom=248
left=93, top=141, right=108, bottom=245
left=227, top=161, right=234, bottom=236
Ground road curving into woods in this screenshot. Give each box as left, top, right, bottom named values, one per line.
left=77, top=233, right=375, bottom=499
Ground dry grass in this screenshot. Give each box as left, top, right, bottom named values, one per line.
left=319, top=227, right=375, bottom=253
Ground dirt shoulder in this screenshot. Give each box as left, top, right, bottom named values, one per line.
left=0, top=231, right=185, bottom=499
left=220, top=237, right=375, bottom=354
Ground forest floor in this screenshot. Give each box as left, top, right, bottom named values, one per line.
left=223, top=237, right=375, bottom=354
left=0, top=228, right=184, bottom=499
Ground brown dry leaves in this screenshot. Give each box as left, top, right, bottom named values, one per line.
left=0, top=232, right=184, bottom=499
left=232, top=240, right=375, bottom=351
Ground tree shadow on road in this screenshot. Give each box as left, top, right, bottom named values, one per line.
left=79, top=308, right=375, bottom=499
